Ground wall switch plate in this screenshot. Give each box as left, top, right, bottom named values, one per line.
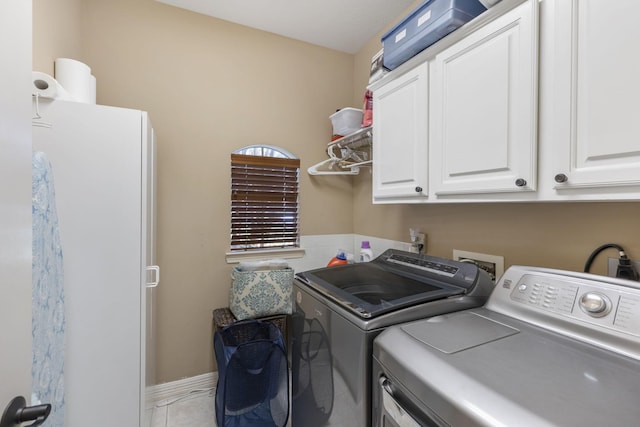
left=453, top=249, right=504, bottom=282
left=607, top=257, right=640, bottom=280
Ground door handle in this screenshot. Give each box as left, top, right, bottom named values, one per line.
left=1, top=396, right=50, bottom=427
left=379, top=378, right=421, bottom=427
left=146, top=265, right=160, bottom=288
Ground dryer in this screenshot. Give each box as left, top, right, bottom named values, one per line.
left=373, top=266, right=640, bottom=426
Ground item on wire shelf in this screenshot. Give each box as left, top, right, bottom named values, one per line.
left=330, top=108, right=363, bottom=137
left=362, top=90, right=373, bottom=127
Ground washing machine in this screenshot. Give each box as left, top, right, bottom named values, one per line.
left=291, top=249, right=494, bottom=427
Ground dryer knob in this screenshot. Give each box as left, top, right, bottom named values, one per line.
left=579, top=292, right=611, bottom=317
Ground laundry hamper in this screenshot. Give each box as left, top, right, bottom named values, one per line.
left=214, top=319, right=289, bottom=427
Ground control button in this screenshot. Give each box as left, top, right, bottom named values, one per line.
left=579, top=292, right=611, bottom=318
left=518, top=284, right=528, bottom=292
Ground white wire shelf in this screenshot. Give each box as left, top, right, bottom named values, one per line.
left=308, top=126, right=372, bottom=176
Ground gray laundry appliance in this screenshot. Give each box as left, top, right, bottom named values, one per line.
left=373, top=266, right=640, bottom=426
left=291, top=249, right=494, bottom=427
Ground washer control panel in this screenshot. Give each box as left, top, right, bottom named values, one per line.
left=509, top=273, right=640, bottom=337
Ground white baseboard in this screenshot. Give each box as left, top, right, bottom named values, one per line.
left=147, top=372, right=218, bottom=407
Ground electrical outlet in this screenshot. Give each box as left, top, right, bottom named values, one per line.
left=607, top=257, right=640, bottom=280
left=453, top=250, right=504, bottom=282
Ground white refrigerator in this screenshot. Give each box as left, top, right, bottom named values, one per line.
left=32, top=99, right=158, bottom=427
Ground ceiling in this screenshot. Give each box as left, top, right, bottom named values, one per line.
left=155, top=0, right=416, bottom=54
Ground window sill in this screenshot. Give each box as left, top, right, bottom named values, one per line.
left=225, top=247, right=306, bottom=264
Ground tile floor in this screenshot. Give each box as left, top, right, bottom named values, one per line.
left=151, top=389, right=216, bottom=427
left=150, top=388, right=292, bottom=427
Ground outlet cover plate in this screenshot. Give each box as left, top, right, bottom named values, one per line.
left=607, top=257, right=640, bottom=280
left=453, top=249, right=504, bottom=281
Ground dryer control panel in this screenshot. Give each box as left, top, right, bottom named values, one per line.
left=486, top=266, right=640, bottom=360
left=509, top=273, right=640, bottom=336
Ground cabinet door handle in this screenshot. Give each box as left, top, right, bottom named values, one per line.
left=554, top=173, right=568, bottom=183
left=415, top=186, right=423, bottom=193
left=515, top=178, right=527, bottom=187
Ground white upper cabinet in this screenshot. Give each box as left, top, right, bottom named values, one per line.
left=372, top=62, right=429, bottom=202
left=429, top=0, right=539, bottom=198
left=369, top=0, right=640, bottom=203
left=545, top=0, right=640, bottom=195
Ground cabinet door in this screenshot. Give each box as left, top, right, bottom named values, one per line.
left=372, top=63, right=429, bottom=202
left=430, top=0, right=538, bottom=196
left=550, top=0, right=640, bottom=190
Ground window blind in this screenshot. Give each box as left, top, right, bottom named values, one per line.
left=230, top=154, right=300, bottom=251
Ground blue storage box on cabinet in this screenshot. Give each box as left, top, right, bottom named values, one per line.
left=382, top=0, right=487, bottom=70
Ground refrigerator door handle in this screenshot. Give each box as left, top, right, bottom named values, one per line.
left=146, top=265, right=160, bottom=288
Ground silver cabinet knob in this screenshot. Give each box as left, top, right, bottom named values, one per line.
left=515, top=178, right=527, bottom=187
left=554, top=173, right=568, bottom=183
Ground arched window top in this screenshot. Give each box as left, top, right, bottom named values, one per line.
left=233, top=145, right=297, bottom=159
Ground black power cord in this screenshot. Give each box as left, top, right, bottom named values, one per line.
left=584, top=243, right=639, bottom=281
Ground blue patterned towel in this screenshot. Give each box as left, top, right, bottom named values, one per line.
left=32, top=151, right=65, bottom=427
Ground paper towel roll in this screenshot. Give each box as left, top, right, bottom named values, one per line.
left=54, top=58, right=95, bottom=104
left=32, top=71, right=73, bottom=100
left=88, top=74, right=96, bottom=104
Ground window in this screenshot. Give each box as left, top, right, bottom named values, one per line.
left=230, top=146, right=300, bottom=251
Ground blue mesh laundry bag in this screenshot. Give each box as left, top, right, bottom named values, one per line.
left=214, top=319, right=289, bottom=427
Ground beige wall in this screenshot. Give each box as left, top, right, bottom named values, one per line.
left=34, top=0, right=356, bottom=383
left=33, top=0, right=83, bottom=74
left=33, top=0, right=640, bottom=385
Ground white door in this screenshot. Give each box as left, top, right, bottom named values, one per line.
left=550, top=0, right=640, bottom=190
left=0, top=0, right=33, bottom=414
left=372, top=63, right=429, bottom=202
left=430, top=0, right=538, bottom=196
